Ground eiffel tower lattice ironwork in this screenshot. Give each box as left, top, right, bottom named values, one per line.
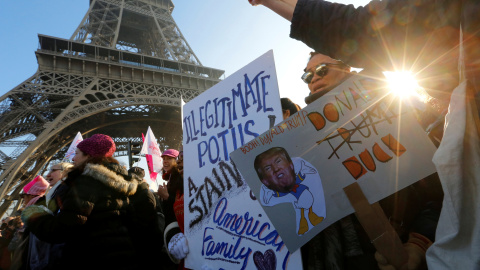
left=0, top=0, right=224, bottom=216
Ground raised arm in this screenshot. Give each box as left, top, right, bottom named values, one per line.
left=248, top=0, right=298, bottom=21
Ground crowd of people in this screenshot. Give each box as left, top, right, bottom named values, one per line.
left=0, top=134, right=186, bottom=270
left=0, top=0, right=478, bottom=269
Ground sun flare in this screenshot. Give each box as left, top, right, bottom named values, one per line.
left=384, top=71, right=419, bottom=98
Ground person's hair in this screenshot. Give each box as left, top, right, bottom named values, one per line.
left=128, top=166, right=145, bottom=180
left=50, top=162, right=74, bottom=176
left=253, top=147, right=292, bottom=180
left=281, top=98, right=302, bottom=115
left=307, top=51, right=350, bottom=69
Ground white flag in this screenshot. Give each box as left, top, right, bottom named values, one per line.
left=63, top=132, right=83, bottom=162
left=140, top=126, right=163, bottom=181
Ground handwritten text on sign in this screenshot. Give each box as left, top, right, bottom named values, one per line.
left=231, top=76, right=438, bottom=252
left=183, top=51, right=303, bottom=269
left=183, top=71, right=273, bottom=169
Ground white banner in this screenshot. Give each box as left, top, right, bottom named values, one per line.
left=63, top=132, right=83, bottom=162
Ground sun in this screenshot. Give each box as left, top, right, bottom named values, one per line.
left=383, top=71, right=419, bottom=98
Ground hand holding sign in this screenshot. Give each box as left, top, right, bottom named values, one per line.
left=375, top=232, right=432, bottom=270
left=168, top=232, right=189, bottom=260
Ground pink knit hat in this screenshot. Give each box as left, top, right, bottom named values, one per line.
left=77, top=134, right=116, bottom=157
left=23, top=175, right=49, bottom=196
left=161, top=149, right=179, bottom=158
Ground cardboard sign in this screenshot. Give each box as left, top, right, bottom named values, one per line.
left=183, top=51, right=303, bottom=269
left=230, top=75, right=438, bottom=252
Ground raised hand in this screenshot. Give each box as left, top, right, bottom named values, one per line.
left=157, top=182, right=169, bottom=200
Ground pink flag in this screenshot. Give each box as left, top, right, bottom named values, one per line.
left=140, top=127, right=163, bottom=182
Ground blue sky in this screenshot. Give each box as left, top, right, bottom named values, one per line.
left=0, top=0, right=369, bottom=107
left=0, top=0, right=369, bottom=188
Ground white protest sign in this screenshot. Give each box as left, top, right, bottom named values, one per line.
left=63, top=132, right=83, bottom=162
left=183, top=50, right=303, bottom=269
left=230, top=75, right=438, bottom=252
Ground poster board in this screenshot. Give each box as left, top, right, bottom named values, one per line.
left=183, top=50, right=303, bottom=269
left=230, top=75, right=438, bottom=252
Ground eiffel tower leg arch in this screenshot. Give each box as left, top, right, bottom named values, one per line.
left=0, top=76, right=183, bottom=200
left=0, top=137, right=69, bottom=216
left=0, top=112, right=179, bottom=217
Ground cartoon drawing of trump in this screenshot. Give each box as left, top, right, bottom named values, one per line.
left=254, top=147, right=326, bottom=235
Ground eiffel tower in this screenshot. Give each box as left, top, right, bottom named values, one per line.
left=0, top=0, right=224, bottom=216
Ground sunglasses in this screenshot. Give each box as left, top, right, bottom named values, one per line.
left=301, top=63, right=346, bottom=84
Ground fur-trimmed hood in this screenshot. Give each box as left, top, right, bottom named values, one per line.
left=83, top=163, right=137, bottom=196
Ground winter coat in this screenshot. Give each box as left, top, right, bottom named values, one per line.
left=27, top=162, right=138, bottom=270
left=163, top=168, right=183, bottom=245
left=162, top=168, right=185, bottom=266
left=45, top=181, right=63, bottom=214
left=128, top=180, right=164, bottom=269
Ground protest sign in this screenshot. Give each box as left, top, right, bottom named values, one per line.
left=183, top=50, right=303, bottom=269
left=63, top=132, right=83, bottom=162
left=230, top=75, right=438, bottom=252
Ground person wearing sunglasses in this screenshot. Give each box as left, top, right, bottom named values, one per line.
left=44, top=162, right=73, bottom=213
left=302, top=52, right=351, bottom=105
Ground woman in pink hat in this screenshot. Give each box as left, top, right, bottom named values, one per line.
left=21, top=134, right=139, bottom=270
left=6, top=176, right=48, bottom=270
left=157, top=149, right=188, bottom=268
left=157, top=148, right=181, bottom=203
left=20, top=175, right=50, bottom=208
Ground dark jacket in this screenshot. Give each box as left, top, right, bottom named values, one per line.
left=27, top=163, right=138, bottom=270
left=300, top=174, right=443, bottom=270
left=290, top=0, right=480, bottom=103
left=128, top=180, right=164, bottom=269
left=162, top=168, right=184, bottom=264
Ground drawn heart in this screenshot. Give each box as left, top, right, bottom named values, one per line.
left=253, top=249, right=277, bottom=270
